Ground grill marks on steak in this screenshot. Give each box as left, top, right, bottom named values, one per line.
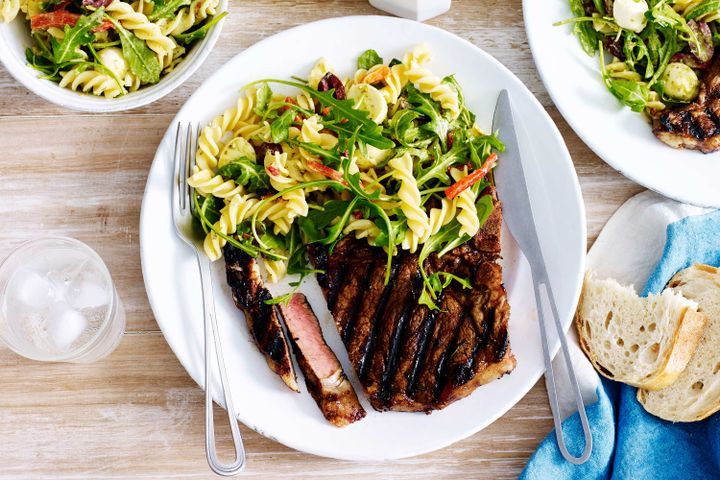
left=278, top=293, right=365, bottom=427
left=653, top=53, right=720, bottom=153
left=223, top=245, right=299, bottom=392
left=309, top=189, right=516, bottom=412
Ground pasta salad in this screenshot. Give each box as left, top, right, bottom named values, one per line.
left=0, top=0, right=226, bottom=98
left=188, top=46, right=504, bottom=309
left=559, top=0, right=719, bottom=115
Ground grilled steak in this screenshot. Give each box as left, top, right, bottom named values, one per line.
left=309, top=188, right=516, bottom=412
left=223, top=245, right=299, bottom=392
left=653, top=53, right=720, bottom=153
left=278, top=293, right=366, bottom=427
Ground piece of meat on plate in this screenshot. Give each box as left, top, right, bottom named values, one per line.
left=223, top=245, right=299, bottom=392
left=279, top=293, right=366, bottom=427
left=653, top=53, right=720, bottom=153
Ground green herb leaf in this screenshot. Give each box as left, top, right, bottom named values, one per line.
left=105, top=15, right=161, bottom=83
left=52, top=10, right=103, bottom=64
left=270, top=108, right=296, bottom=143
left=216, top=156, right=271, bottom=192
left=388, top=58, right=402, bottom=67
left=357, top=49, right=383, bottom=70
left=297, top=200, right=353, bottom=243
left=254, top=82, right=272, bottom=117
left=406, top=84, right=450, bottom=148
left=174, top=11, right=228, bottom=45
left=148, top=0, right=191, bottom=21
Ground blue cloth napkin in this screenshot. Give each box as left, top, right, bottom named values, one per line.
left=521, top=210, right=720, bottom=480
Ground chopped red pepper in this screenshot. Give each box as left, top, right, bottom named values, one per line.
left=266, top=165, right=281, bottom=177
left=281, top=96, right=297, bottom=112
left=31, top=11, right=113, bottom=31
left=444, top=153, right=498, bottom=200
left=352, top=210, right=363, bottom=219
left=307, top=160, right=344, bottom=182
left=320, top=106, right=331, bottom=116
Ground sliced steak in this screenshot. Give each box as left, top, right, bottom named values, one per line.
left=279, top=293, right=365, bottom=427
left=223, top=245, right=299, bottom=392
left=438, top=261, right=515, bottom=407
left=384, top=302, right=437, bottom=411
left=653, top=53, right=720, bottom=153
left=362, top=253, right=421, bottom=409
left=313, top=187, right=516, bottom=412
left=343, top=256, right=397, bottom=377
left=409, top=293, right=465, bottom=409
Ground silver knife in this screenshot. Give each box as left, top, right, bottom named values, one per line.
left=492, top=90, right=592, bottom=465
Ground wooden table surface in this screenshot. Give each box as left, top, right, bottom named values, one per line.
left=0, top=0, right=644, bottom=478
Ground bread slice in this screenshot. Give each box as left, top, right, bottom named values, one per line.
left=576, top=271, right=706, bottom=390
left=638, top=264, right=720, bottom=422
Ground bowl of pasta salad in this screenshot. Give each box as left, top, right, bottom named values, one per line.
left=0, top=0, right=227, bottom=112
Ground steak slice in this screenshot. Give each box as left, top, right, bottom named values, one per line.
left=223, top=245, right=298, bottom=392
left=278, top=293, right=366, bottom=427
left=362, top=253, right=422, bottom=409
left=653, top=53, right=720, bottom=153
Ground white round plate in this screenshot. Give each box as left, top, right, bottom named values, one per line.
left=140, top=16, right=586, bottom=460
left=524, top=1, right=720, bottom=208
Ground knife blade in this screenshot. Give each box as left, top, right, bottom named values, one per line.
left=491, top=89, right=593, bottom=465
left=492, top=89, right=544, bottom=269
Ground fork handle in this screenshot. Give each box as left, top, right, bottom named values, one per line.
left=197, top=254, right=246, bottom=475
left=533, top=274, right=592, bottom=465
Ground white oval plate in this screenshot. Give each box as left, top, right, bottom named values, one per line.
left=524, top=1, right=720, bottom=208
left=140, top=16, right=586, bottom=460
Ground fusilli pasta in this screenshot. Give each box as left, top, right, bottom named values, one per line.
left=59, top=66, right=124, bottom=98
left=450, top=167, right=480, bottom=238
left=389, top=153, right=429, bottom=242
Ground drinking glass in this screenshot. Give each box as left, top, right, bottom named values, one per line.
left=0, top=237, right=125, bottom=362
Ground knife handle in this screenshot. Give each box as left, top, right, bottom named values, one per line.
left=533, top=277, right=592, bottom=465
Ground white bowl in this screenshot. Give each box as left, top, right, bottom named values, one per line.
left=0, top=1, right=227, bottom=112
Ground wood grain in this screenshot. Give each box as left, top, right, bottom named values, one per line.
left=0, top=0, right=643, bottom=477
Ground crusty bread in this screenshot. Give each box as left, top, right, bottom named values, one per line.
left=638, top=264, right=720, bottom=422
left=576, top=271, right=706, bottom=390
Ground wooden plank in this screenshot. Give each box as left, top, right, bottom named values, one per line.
left=0, top=332, right=553, bottom=479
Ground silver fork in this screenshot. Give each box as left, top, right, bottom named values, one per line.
left=172, top=122, right=246, bottom=476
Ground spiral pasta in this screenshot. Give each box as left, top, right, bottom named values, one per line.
left=389, top=153, right=429, bottom=242
left=263, top=258, right=288, bottom=283
left=0, top=0, right=20, bottom=22
left=344, top=219, right=381, bottom=241
left=307, top=58, right=336, bottom=89
left=59, top=66, right=124, bottom=98
left=404, top=59, right=460, bottom=119
left=449, top=167, right=480, bottom=238
left=264, top=151, right=309, bottom=219
left=379, top=63, right=408, bottom=105
left=105, top=0, right=175, bottom=59
left=402, top=197, right=456, bottom=253
left=158, top=0, right=219, bottom=36
left=675, top=0, right=720, bottom=22
left=196, top=88, right=259, bottom=172
left=188, top=167, right=244, bottom=198
left=203, top=193, right=293, bottom=260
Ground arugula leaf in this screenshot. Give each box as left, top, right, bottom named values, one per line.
left=270, top=108, right=296, bottom=143
left=193, top=194, right=223, bottom=233
left=568, top=0, right=597, bottom=55
left=174, top=11, right=228, bottom=45
left=388, top=58, right=402, bottom=67
left=297, top=200, right=353, bottom=243
left=216, top=156, right=270, bottom=192
left=416, top=130, right=469, bottom=187
left=357, top=49, right=383, bottom=70
left=52, top=10, right=103, bottom=64
left=389, top=108, right=432, bottom=148
left=148, top=0, right=190, bottom=21
left=253, top=79, right=393, bottom=149
left=419, top=271, right=471, bottom=309
left=406, top=84, right=450, bottom=149
left=443, top=75, right=475, bottom=128
left=105, top=15, right=161, bottom=83
left=254, top=82, right=272, bottom=117
left=685, top=0, right=720, bottom=22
